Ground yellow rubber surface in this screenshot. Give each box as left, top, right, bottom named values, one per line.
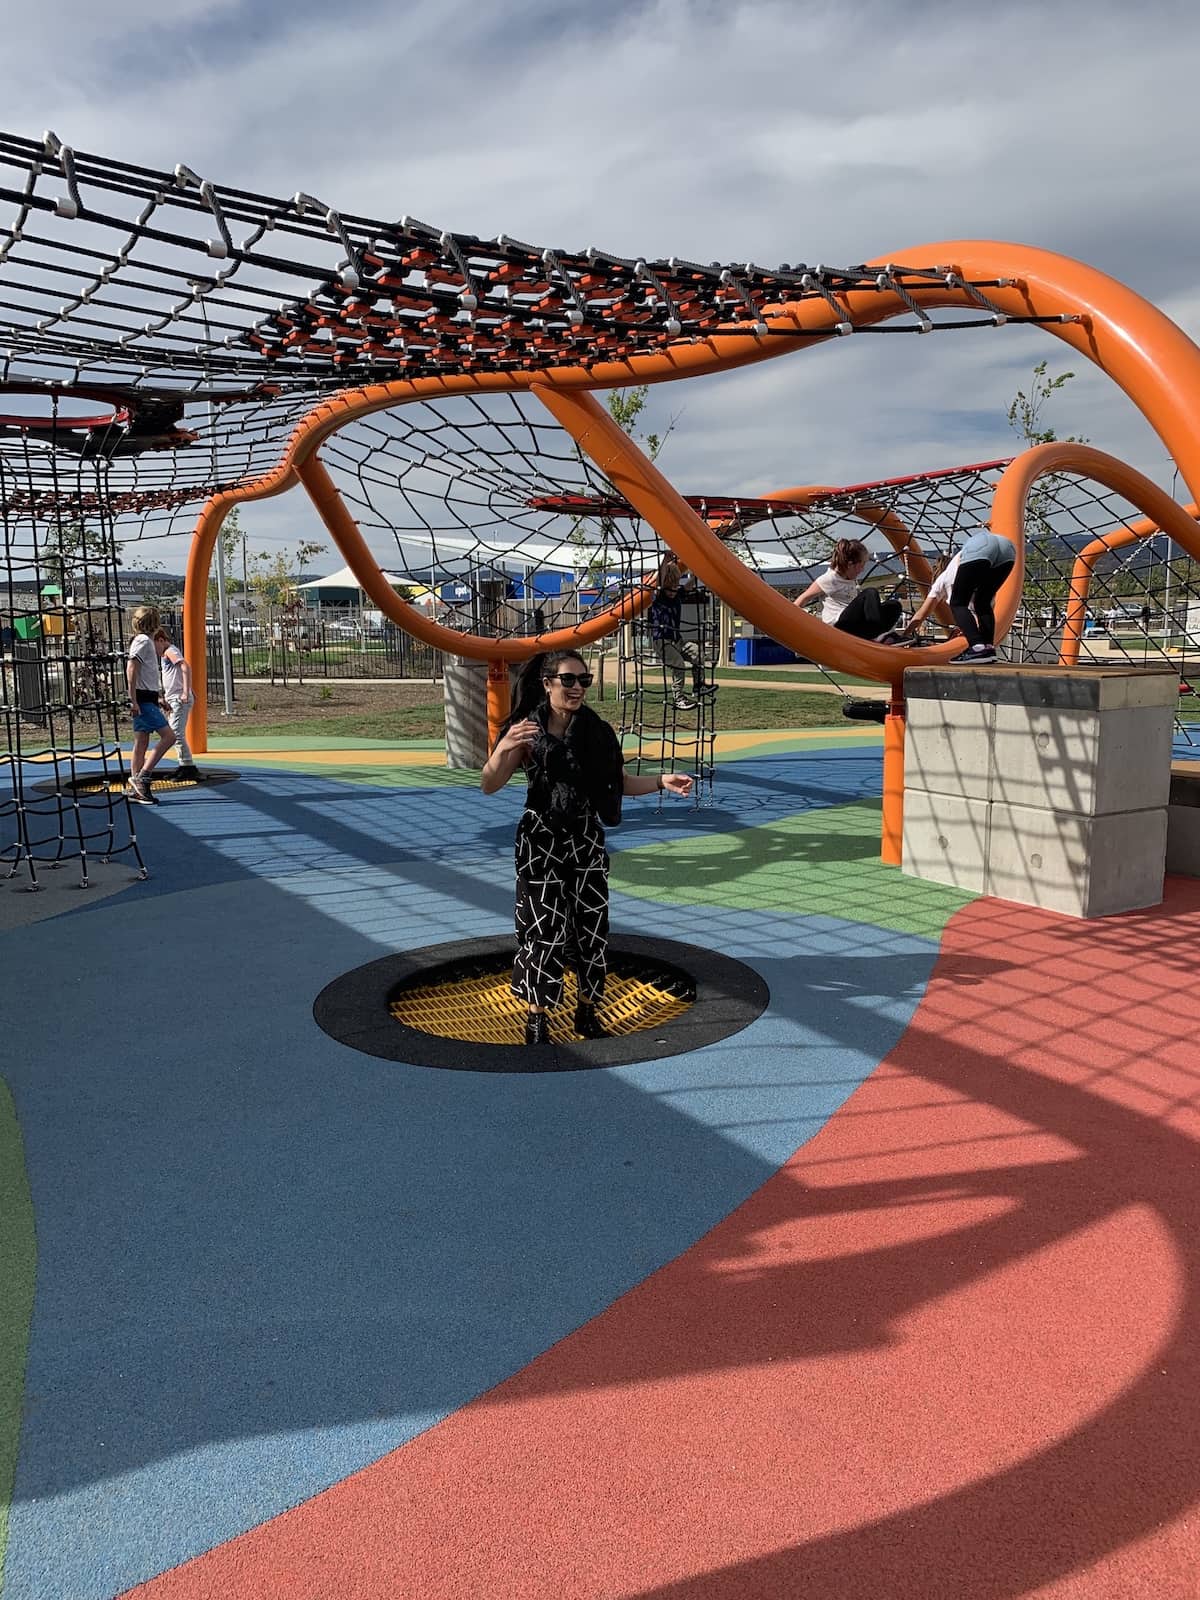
left=390, top=967, right=692, bottom=1045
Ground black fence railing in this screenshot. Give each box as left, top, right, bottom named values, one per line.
left=156, top=610, right=445, bottom=702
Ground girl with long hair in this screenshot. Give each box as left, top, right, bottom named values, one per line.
left=481, top=649, right=692, bottom=1046
left=791, top=537, right=905, bottom=641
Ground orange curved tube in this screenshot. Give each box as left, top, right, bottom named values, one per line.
left=186, top=239, right=1200, bottom=746
left=296, top=452, right=654, bottom=662
left=185, top=473, right=299, bottom=753
left=986, top=446, right=1200, bottom=665
left=1058, top=500, right=1200, bottom=665
left=528, top=384, right=996, bottom=693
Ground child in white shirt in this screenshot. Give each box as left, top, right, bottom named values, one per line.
left=154, top=628, right=202, bottom=782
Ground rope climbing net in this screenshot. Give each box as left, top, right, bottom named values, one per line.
left=0, top=127, right=1073, bottom=568
left=0, top=405, right=147, bottom=886
left=556, top=456, right=1200, bottom=738
left=0, top=123, right=1196, bottom=825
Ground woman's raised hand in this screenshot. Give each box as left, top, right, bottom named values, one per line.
left=662, top=772, right=694, bottom=797
left=496, top=718, right=539, bottom=754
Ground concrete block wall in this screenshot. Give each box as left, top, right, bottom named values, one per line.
left=901, top=665, right=1178, bottom=918
left=1167, top=765, right=1200, bottom=876
left=444, top=659, right=520, bottom=769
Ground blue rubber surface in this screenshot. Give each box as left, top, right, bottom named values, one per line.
left=1, top=749, right=951, bottom=1598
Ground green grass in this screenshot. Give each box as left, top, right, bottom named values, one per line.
left=213, top=688, right=851, bottom=742
left=714, top=666, right=875, bottom=686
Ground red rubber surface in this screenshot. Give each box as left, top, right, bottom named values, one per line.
left=127, top=881, right=1200, bottom=1600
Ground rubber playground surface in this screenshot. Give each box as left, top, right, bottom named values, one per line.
left=2, top=726, right=1199, bottom=1599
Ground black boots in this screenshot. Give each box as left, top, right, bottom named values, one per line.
left=524, top=1004, right=608, bottom=1045
left=573, top=1001, right=609, bottom=1039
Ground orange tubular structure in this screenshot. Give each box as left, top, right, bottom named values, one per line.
left=1058, top=500, right=1200, bottom=667
left=185, top=240, right=1200, bottom=862
left=984, top=445, right=1200, bottom=661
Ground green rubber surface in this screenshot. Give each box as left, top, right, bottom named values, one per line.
left=610, top=798, right=974, bottom=938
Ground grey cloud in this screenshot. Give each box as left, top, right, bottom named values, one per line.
left=3, top=0, right=1197, bottom=569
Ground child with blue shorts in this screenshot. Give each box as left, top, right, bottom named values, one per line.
left=125, top=605, right=176, bottom=804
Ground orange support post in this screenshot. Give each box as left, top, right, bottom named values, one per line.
left=881, top=702, right=907, bottom=867
left=486, top=659, right=510, bottom=752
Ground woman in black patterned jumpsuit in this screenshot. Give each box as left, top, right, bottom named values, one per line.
left=481, top=650, right=693, bottom=1045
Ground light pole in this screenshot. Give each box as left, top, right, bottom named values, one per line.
left=208, top=399, right=235, bottom=716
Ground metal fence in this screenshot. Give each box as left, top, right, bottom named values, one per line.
left=156, top=608, right=445, bottom=702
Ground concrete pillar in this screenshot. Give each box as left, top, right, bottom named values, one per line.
left=444, top=657, right=519, bottom=769
left=901, top=664, right=1178, bottom=918
left=1167, top=764, right=1200, bottom=875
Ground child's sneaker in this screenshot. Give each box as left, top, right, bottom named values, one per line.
left=128, top=775, right=158, bottom=805
left=964, top=644, right=997, bottom=663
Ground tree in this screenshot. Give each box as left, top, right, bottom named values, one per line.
left=294, top=539, right=326, bottom=581
left=570, top=386, right=680, bottom=586
left=42, top=517, right=123, bottom=595
left=207, top=507, right=245, bottom=607
left=1006, top=360, right=1088, bottom=606
left=247, top=549, right=296, bottom=609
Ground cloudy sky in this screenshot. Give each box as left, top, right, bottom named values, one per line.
left=6, top=0, right=1200, bottom=574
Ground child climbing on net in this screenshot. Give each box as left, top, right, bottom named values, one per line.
left=897, top=529, right=1017, bottom=663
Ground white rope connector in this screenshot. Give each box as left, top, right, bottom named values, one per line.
left=54, top=197, right=79, bottom=220
left=665, top=317, right=682, bottom=337
left=339, top=266, right=360, bottom=291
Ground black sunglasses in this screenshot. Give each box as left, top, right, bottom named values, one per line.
left=546, top=671, right=593, bottom=689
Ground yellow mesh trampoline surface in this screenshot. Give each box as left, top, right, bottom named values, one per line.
left=390, top=966, right=693, bottom=1046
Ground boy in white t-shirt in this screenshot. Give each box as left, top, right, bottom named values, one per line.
left=125, top=606, right=176, bottom=804
left=154, top=628, right=202, bottom=782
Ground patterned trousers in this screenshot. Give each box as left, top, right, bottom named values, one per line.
left=511, top=810, right=609, bottom=1008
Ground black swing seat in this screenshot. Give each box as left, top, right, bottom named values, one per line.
left=841, top=698, right=889, bottom=724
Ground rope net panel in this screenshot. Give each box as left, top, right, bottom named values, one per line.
left=0, top=129, right=1070, bottom=588
left=318, top=391, right=719, bottom=790
left=557, top=459, right=1200, bottom=738
left=0, top=404, right=146, bottom=886
left=0, top=126, right=1193, bottom=790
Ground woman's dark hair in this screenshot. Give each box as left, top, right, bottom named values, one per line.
left=504, top=650, right=588, bottom=731
left=830, top=538, right=868, bottom=577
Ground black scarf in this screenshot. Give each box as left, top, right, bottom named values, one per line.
left=528, top=701, right=623, bottom=829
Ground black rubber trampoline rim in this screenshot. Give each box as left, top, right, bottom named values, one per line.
left=312, top=933, right=770, bottom=1073
left=33, top=768, right=240, bottom=796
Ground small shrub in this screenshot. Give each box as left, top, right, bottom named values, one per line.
left=318, top=685, right=333, bottom=702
